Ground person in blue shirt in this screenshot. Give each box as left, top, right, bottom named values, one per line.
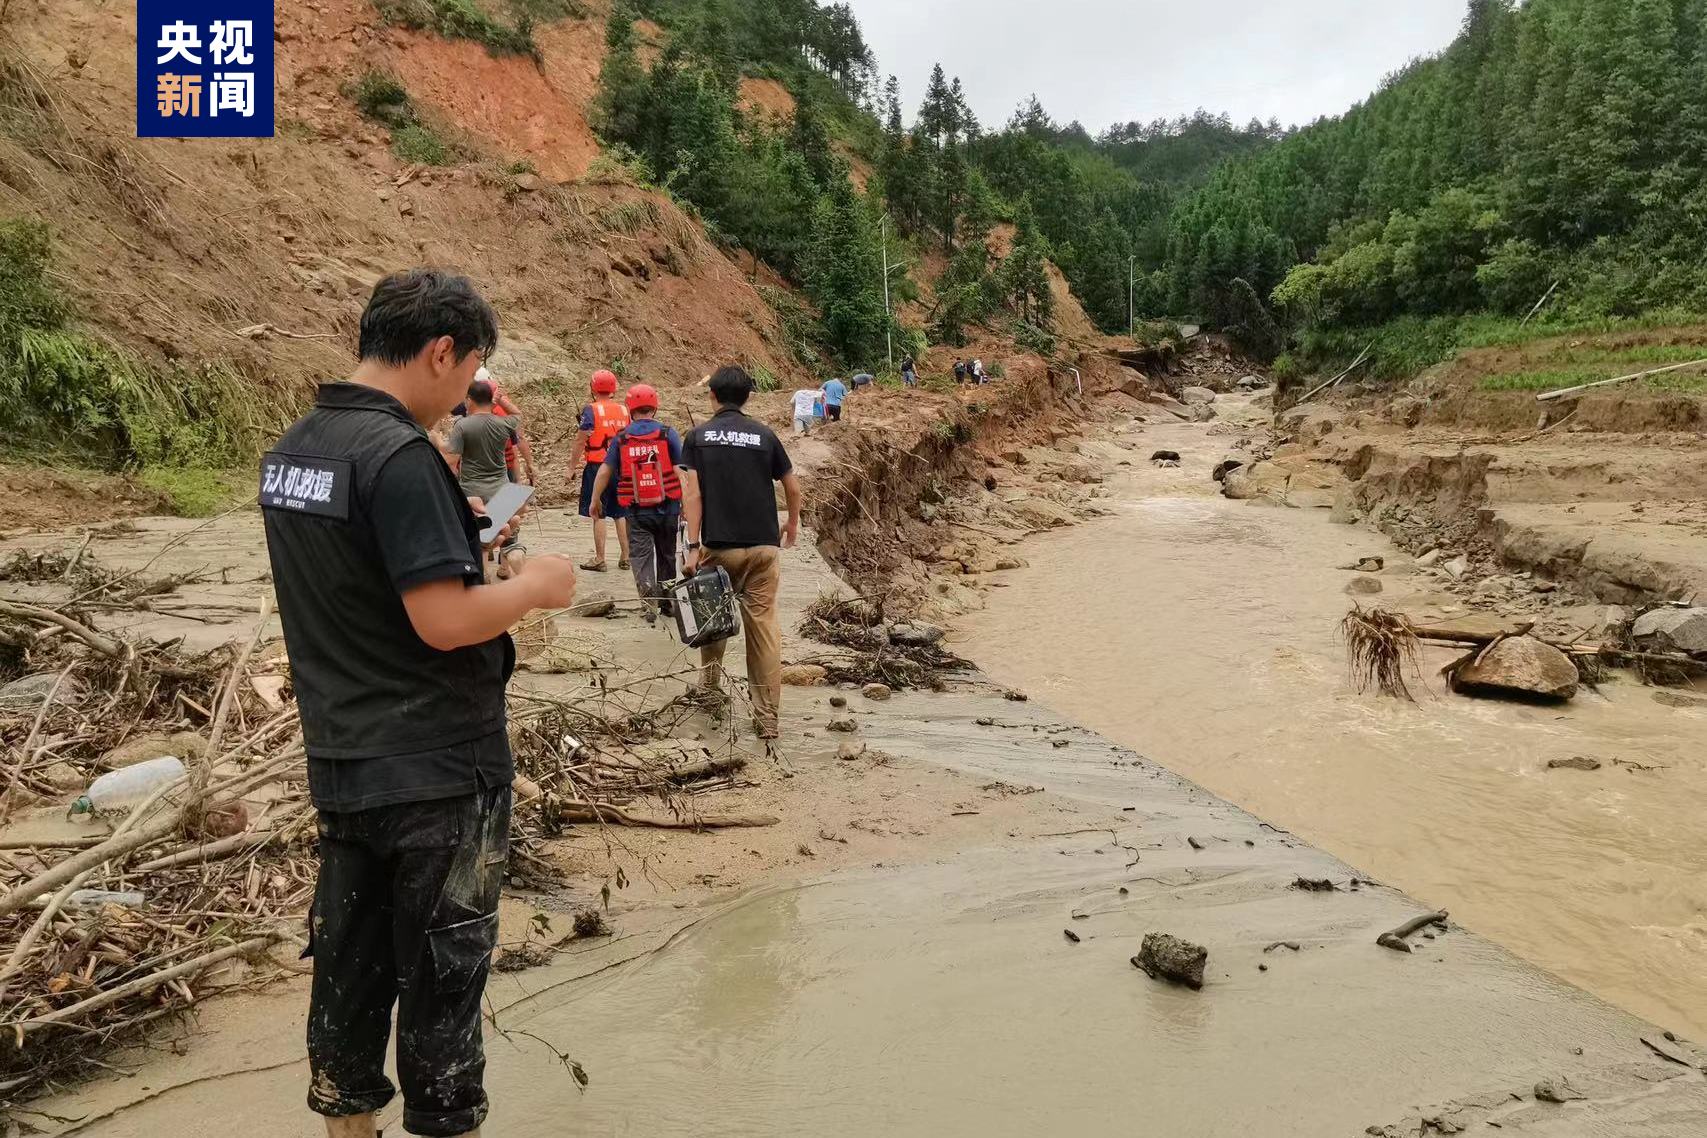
left=822, top=376, right=847, bottom=422
left=589, top=383, right=684, bottom=625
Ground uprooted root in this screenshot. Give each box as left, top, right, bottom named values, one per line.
left=1340, top=607, right=1422, bottom=701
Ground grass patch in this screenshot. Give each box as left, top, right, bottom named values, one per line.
left=373, top=0, right=541, bottom=59
left=1479, top=368, right=1707, bottom=393
left=392, top=123, right=454, bottom=165
left=1299, top=308, right=1707, bottom=383
left=592, top=198, right=659, bottom=234
left=137, top=467, right=245, bottom=518
left=749, top=363, right=781, bottom=393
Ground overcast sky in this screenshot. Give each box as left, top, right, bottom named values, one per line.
left=845, top=0, right=1471, bottom=135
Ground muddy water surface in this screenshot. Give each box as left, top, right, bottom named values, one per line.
left=958, top=418, right=1707, bottom=1036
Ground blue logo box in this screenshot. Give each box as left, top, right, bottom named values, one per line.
left=137, top=0, right=274, bottom=138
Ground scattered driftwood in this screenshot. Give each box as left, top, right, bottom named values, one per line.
left=1377, top=910, right=1449, bottom=953
left=1536, top=357, right=1707, bottom=403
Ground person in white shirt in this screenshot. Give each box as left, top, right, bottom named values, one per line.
left=791, top=387, right=823, bottom=435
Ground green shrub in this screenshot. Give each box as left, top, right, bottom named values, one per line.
left=0, top=219, right=260, bottom=474
left=345, top=70, right=414, bottom=127
left=749, top=363, right=780, bottom=392
left=392, top=124, right=453, bottom=165
left=373, top=0, right=539, bottom=59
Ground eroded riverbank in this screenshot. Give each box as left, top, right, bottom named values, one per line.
left=956, top=413, right=1707, bottom=1038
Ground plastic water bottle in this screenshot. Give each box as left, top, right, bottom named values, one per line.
left=69, top=756, right=187, bottom=822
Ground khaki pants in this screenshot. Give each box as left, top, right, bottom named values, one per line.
left=699, top=545, right=782, bottom=737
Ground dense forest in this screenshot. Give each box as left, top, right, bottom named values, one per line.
left=1160, top=0, right=1707, bottom=368
left=591, top=0, right=1707, bottom=374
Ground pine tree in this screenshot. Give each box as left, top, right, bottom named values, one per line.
left=591, top=0, right=648, bottom=147
left=804, top=176, right=889, bottom=362
left=1002, top=193, right=1054, bottom=326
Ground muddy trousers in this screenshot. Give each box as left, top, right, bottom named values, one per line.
left=306, top=788, right=510, bottom=1137
left=625, top=511, right=679, bottom=616
left=698, top=545, right=783, bottom=738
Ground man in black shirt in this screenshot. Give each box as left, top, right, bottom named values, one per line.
left=262, top=271, right=576, bottom=1138
left=680, top=365, right=801, bottom=739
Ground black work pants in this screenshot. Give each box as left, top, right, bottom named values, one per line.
left=626, top=510, right=679, bottom=614
left=306, top=788, right=510, bottom=1137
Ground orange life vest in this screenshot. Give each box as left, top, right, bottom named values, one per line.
left=586, top=398, right=629, bottom=464
left=490, top=383, right=519, bottom=471
left=616, top=427, right=682, bottom=508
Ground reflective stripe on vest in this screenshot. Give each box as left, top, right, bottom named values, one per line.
left=586, top=398, right=629, bottom=464
left=616, top=429, right=682, bottom=508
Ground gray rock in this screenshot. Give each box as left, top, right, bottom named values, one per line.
left=1345, top=577, right=1384, bottom=597
left=1328, top=488, right=1362, bottom=525
left=42, top=760, right=85, bottom=792
left=1180, top=386, right=1217, bottom=406
left=1442, top=555, right=1470, bottom=580
left=1534, top=1079, right=1585, bottom=1104
left=836, top=741, right=866, bottom=761
left=573, top=590, right=616, bottom=618
left=826, top=715, right=859, bottom=733
left=0, top=672, right=85, bottom=713
left=1546, top=756, right=1601, bottom=772
left=1211, top=458, right=1244, bottom=483
left=861, top=683, right=892, bottom=701
left=1132, top=932, right=1207, bottom=990
left=1454, top=636, right=1579, bottom=701
left=1415, top=549, right=1443, bottom=568
left=1340, top=557, right=1384, bottom=572
left=1631, top=607, right=1707, bottom=656
left=829, top=696, right=848, bottom=709
left=1237, top=374, right=1265, bottom=390
left=888, top=622, right=945, bottom=647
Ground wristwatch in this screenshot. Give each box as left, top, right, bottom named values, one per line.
left=686, top=541, right=702, bottom=550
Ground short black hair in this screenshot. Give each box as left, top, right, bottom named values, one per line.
left=708, top=365, right=754, bottom=407
left=466, top=379, right=495, bottom=405
left=358, top=270, right=498, bottom=367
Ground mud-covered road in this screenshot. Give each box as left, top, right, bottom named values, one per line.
left=957, top=408, right=1707, bottom=1038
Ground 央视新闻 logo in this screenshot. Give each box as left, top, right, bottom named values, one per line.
left=137, top=1, right=274, bottom=138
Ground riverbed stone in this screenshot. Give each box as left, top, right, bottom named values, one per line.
left=1181, top=386, right=1217, bottom=406
left=781, top=664, right=829, bottom=687
left=1345, top=577, right=1384, bottom=596
left=1454, top=635, right=1579, bottom=701
left=0, top=672, right=85, bottom=712
left=573, top=590, right=616, bottom=618
left=861, top=683, right=892, bottom=701
left=888, top=621, right=945, bottom=647
left=1132, top=932, right=1207, bottom=990
left=1631, top=607, right=1707, bottom=656
left=826, top=715, right=859, bottom=733
left=1546, top=756, right=1601, bottom=772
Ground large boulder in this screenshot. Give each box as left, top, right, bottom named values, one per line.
left=1181, top=386, right=1217, bottom=406
left=1454, top=636, right=1579, bottom=701
left=1631, top=607, right=1707, bottom=657
left=1221, top=462, right=1289, bottom=503
left=1132, top=932, right=1207, bottom=990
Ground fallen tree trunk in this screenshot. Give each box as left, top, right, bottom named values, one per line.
left=558, top=802, right=779, bottom=830
left=1377, top=910, right=1448, bottom=953
left=1536, top=357, right=1707, bottom=402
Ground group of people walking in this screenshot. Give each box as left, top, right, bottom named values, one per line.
left=260, top=270, right=801, bottom=1138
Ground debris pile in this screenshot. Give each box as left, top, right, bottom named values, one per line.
left=796, top=595, right=971, bottom=691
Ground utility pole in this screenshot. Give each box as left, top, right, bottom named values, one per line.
left=1128, top=255, right=1136, bottom=340
left=881, top=217, right=894, bottom=370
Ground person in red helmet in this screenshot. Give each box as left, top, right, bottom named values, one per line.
left=590, top=383, right=684, bottom=625
left=569, top=369, right=630, bottom=572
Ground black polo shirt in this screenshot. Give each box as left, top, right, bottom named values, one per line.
left=261, top=382, right=515, bottom=813
left=679, top=407, right=792, bottom=548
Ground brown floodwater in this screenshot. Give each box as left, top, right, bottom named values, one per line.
left=957, top=417, right=1707, bottom=1037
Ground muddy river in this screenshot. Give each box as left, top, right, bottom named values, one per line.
left=957, top=416, right=1707, bottom=1038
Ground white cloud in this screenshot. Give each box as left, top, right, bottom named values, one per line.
left=846, top=0, right=1469, bottom=133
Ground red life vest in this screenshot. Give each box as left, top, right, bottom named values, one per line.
left=616, top=427, right=682, bottom=508
left=586, top=398, right=629, bottom=464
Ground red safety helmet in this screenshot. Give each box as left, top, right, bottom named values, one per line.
left=625, top=383, right=659, bottom=413
left=591, top=369, right=619, bottom=396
